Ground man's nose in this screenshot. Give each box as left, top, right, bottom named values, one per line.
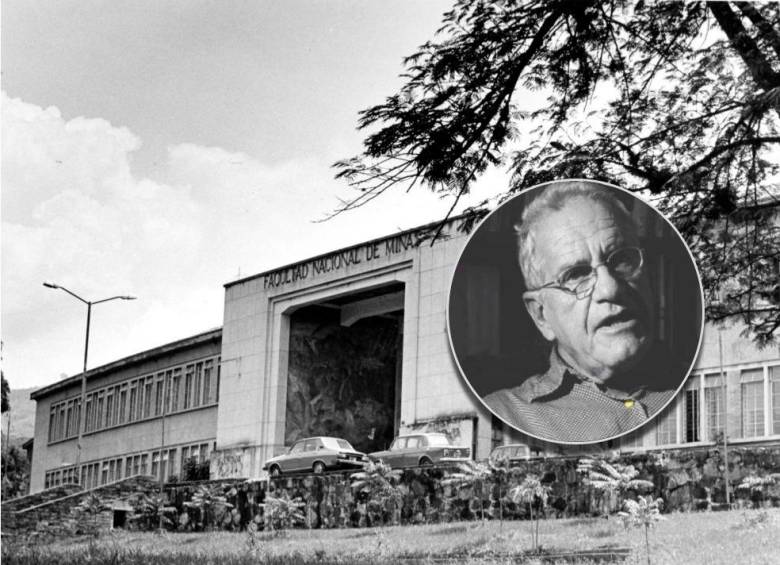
left=591, top=264, right=621, bottom=300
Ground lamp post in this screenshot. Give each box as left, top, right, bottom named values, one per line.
left=718, top=326, right=731, bottom=507
left=43, top=282, right=136, bottom=482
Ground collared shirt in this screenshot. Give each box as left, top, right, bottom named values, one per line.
left=483, top=347, right=678, bottom=443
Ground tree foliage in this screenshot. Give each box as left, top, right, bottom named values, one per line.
left=577, top=457, right=655, bottom=497
left=336, top=0, right=780, bottom=344
left=1, top=445, right=29, bottom=499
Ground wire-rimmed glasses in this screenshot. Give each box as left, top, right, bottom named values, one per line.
left=529, top=246, right=644, bottom=300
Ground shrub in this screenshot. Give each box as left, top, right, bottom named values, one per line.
left=183, top=485, right=234, bottom=531
left=736, top=474, right=778, bottom=507
left=509, top=474, right=551, bottom=553
left=618, top=496, right=665, bottom=565
left=350, top=461, right=403, bottom=526
left=578, top=457, right=655, bottom=517
left=261, top=492, right=306, bottom=534
left=72, top=493, right=110, bottom=536
left=129, top=493, right=177, bottom=531
left=441, top=461, right=493, bottom=522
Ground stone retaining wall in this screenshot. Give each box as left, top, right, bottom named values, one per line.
left=4, top=446, right=778, bottom=535
left=1, top=475, right=160, bottom=535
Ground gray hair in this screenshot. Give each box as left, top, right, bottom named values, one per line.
left=516, top=181, right=636, bottom=289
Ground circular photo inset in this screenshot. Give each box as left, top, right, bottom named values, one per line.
left=447, top=179, right=704, bottom=444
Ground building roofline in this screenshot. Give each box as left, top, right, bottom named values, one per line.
left=224, top=213, right=470, bottom=289
left=30, top=327, right=223, bottom=401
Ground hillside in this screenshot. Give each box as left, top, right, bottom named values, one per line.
left=3, top=387, right=38, bottom=443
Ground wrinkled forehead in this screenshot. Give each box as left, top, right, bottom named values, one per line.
left=531, top=199, right=639, bottom=272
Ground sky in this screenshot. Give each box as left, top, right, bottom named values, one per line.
left=2, top=1, right=515, bottom=389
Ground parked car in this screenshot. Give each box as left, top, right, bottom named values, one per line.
left=369, top=433, right=471, bottom=468
left=262, top=437, right=367, bottom=477
left=488, top=444, right=531, bottom=467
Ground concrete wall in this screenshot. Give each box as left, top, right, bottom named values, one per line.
left=216, top=220, right=494, bottom=478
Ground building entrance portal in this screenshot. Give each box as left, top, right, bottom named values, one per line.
left=284, top=284, right=404, bottom=454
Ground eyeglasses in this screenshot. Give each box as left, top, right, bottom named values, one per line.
left=530, top=246, right=644, bottom=300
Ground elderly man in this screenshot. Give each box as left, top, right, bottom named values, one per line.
left=484, top=181, right=682, bottom=443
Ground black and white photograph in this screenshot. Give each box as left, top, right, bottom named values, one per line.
left=448, top=179, right=704, bottom=444
left=2, top=1, right=779, bottom=564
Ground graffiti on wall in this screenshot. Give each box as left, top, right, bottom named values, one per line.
left=212, top=450, right=246, bottom=479
left=406, top=415, right=476, bottom=449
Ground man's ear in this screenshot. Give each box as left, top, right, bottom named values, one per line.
left=523, top=291, right=556, bottom=342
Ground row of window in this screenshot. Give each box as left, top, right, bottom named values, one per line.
left=44, top=441, right=214, bottom=490
left=622, top=363, right=780, bottom=448
left=48, top=356, right=220, bottom=443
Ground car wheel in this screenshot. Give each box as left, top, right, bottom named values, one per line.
left=419, top=456, right=433, bottom=466
left=312, top=461, right=325, bottom=474
left=269, top=465, right=281, bottom=478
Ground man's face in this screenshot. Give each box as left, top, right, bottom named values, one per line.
left=523, top=198, right=654, bottom=382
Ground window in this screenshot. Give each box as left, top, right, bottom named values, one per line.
left=118, top=384, right=128, bottom=424
left=58, top=404, right=66, bottom=436
left=105, top=389, right=114, bottom=428
left=683, top=375, right=700, bottom=443
left=135, top=379, right=145, bottom=421
left=656, top=401, right=677, bottom=445
left=771, top=365, right=780, bottom=435
left=704, top=373, right=724, bottom=441
left=620, top=429, right=643, bottom=449
left=184, top=365, right=194, bottom=409
left=48, top=406, right=56, bottom=441
left=741, top=369, right=764, bottom=438
left=152, top=451, right=160, bottom=478
left=97, top=391, right=105, bottom=430
left=128, top=381, right=138, bottom=422
left=170, top=369, right=181, bottom=412
left=203, top=360, right=213, bottom=405
left=162, top=448, right=176, bottom=479
left=143, top=377, right=154, bottom=418
left=64, top=402, right=73, bottom=438
left=155, top=375, right=164, bottom=416
left=194, top=363, right=203, bottom=407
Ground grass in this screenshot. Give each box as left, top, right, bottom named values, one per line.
left=2, top=509, right=778, bottom=564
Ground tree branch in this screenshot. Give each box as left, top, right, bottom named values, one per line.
left=708, top=2, right=780, bottom=103
left=735, top=2, right=780, bottom=61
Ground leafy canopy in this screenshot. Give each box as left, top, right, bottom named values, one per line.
left=336, top=0, right=780, bottom=344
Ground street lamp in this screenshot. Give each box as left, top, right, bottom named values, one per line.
left=718, top=325, right=731, bottom=507
left=43, top=281, right=136, bottom=481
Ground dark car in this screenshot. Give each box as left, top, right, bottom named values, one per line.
left=488, top=444, right=531, bottom=467
left=369, top=433, right=471, bottom=468
left=262, top=436, right=367, bottom=477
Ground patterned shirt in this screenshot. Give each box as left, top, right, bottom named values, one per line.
left=483, top=347, right=679, bottom=444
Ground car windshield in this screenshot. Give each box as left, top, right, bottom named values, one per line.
left=321, top=437, right=354, bottom=451
left=425, top=434, right=451, bottom=447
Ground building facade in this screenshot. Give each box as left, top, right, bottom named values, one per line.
left=29, top=329, right=221, bottom=493
left=28, top=218, right=780, bottom=493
